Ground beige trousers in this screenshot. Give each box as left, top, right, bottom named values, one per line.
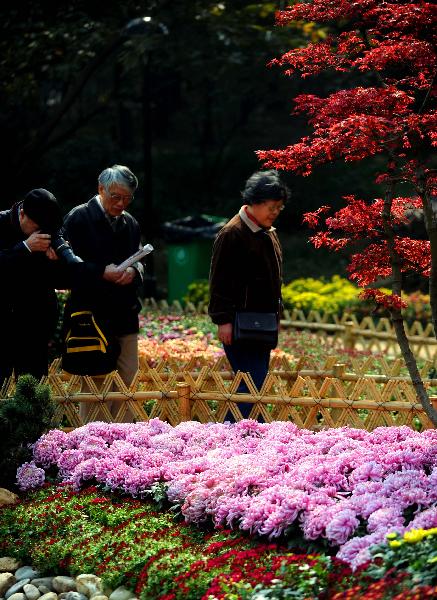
left=79, top=333, right=139, bottom=423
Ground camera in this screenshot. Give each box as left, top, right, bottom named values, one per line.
left=50, top=233, right=83, bottom=264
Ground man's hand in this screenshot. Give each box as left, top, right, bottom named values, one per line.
left=26, top=232, right=51, bottom=252
left=114, top=266, right=136, bottom=286
left=218, top=322, right=233, bottom=345
left=103, top=264, right=124, bottom=283
left=103, top=265, right=136, bottom=285
left=45, top=247, right=58, bottom=261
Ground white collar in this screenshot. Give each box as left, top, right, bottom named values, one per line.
left=96, top=195, right=123, bottom=220
left=239, top=205, right=275, bottom=233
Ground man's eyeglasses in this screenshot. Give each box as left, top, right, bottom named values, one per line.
left=263, top=202, right=285, bottom=214
left=109, top=192, right=134, bottom=204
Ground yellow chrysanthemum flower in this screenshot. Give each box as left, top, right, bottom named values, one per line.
left=403, top=529, right=426, bottom=544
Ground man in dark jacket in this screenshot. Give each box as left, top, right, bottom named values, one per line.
left=62, top=164, right=144, bottom=390
left=0, top=189, right=67, bottom=386
left=208, top=170, right=289, bottom=418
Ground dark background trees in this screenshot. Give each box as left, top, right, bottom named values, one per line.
left=0, top=1, right=381, bottom=290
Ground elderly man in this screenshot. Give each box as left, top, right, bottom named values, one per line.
left=62, top=164, right=144, bottom=390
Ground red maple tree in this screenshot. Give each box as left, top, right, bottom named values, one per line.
left=258, top=0, right=437, bottom=424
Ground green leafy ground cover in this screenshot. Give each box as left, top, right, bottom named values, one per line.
left=1, top=485, right=436, bottom=599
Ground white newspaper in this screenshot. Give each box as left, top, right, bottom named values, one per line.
left=116, top=243, right=154, bottom=271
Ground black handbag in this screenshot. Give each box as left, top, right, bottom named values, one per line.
left=62, top=309, right=120, bottom=376
left=233, top=311, right=278, bottom=348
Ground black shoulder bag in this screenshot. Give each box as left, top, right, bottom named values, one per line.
left=233, top=281, right=279, bottom=348
left=62, top=309, right=120, bottom=375
left=233, top=311, right=278, bottom=348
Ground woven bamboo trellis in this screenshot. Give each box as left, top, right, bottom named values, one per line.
left=281, top=309, right=437, bottom=361
left=2, top=355, right=436, bottom=431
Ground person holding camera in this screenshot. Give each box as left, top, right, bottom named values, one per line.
left=0, top=188, right=125, bottom=388
left=0, top=189, right=74, bottom=385
left=62, top=164, right=144, bottom=391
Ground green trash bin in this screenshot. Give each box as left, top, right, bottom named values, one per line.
left=162, top=214, right=227, bottom=303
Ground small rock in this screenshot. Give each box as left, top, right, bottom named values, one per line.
left=5, top=580, right=30, bottom=599
left=23, top=584, right=40, bottom=600
left=0, top=574, right=16, bottom=597
left=59, top=593, right=87, bottom=600
left=31, top=581, right=53, bottom=592
left=0, top=559, right=21, bottom=574
left=75, top=576, right=102, bottom=599
left=15, top=570, right=39, bottom=583
left=39, top=594, right=58, bottom=600
left=52, top=579, right=76, bottom=595
left=8, top=594, right=25, bottom=600
left=90, top=596, right=108, bottom=600
left=36, top=588, right=50, bottom=596
left=108, top=588, right=135, bottom=600
left=0, top=489, right=19, bottom=507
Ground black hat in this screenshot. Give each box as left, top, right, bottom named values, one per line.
left=22, top=188, right=62, bottom=232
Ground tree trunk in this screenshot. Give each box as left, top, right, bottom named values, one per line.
left=419, top=171, right=437, bottom=336
left=382, top=181, right=437, bottom=426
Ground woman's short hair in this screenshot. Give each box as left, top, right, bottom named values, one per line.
left=98, top=164, right=138, bottom=192
left=242, top=170, right=290, bottom=205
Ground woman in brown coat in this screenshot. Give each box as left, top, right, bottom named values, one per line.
left=208, top=170, right=289, bottom=418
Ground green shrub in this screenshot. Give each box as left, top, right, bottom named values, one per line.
left=366, top=528, right=437, bottom=589
left=282, top=275, right=361, bottom=314
left=0, top=375, right=57, bottom=489
left=183, top=279, right=210, bottom=305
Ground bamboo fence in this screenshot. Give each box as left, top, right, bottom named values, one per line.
left=2, top=354, right=436, bottom=431
left=2, top=302, right=436, bottom=430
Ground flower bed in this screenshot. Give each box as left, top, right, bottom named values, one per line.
left=1, top=485, right=436, bottom=599
left=16, top=420, right=437, bottom=572
left=137, top=312, right=379, bottom=369
left=138, top=313, right=224, bottom=366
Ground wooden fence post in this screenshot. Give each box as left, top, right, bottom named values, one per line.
left=344, top=321, right=356, bottom=350
left=177, top=383, right=192, bottom=422
left=333, top=363, right=346, bottom=378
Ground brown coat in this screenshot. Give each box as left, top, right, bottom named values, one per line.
left=208, top=211, right=283, bottom=325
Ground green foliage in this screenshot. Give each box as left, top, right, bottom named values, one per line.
left=211, top=555, right=333, bottom=599
left=367, top=529, right=437, bottom=588
left=0, top=375, right=56, bottom=489
left=281, top=274, right=428, bottom=321
left=282, top=275, right=361, bottom=314
left=183, top=279, right=210, bottom=305
left=0, top=485, right=252, bottom=593
left=147, top=481, right=170, bottom=510
left=1, top=486, right=436, bottom=598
